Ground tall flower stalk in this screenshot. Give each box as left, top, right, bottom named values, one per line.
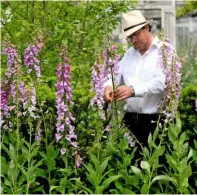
left=157, top=36, right=182, bottom=122
left=90, top=48, right=105, bottom=120
left=146, top=35, right=182, bottom=194
left=103, top=39, right=120, bottom=123
left=56, top=46, right=82, bottom=167
left=1, top=39, right=41, bottom=143
left=24, top=35, right=44, bottom=78
left=1, top=41, right=18, bottom=130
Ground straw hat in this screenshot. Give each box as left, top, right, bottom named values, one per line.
left=119, top=10, right=153, bottom=39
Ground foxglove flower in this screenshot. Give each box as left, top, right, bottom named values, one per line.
left=90, top=50, right=106, bottom=120
left=1, top=41, right=40, bottom=136
left=60, top=148, right=66, bottom=155
left=90, top=63, right=105, bottom=110
left=35, top=128, right=42, bottom=141
left=124, top=132, right=135, bottom=147
left=157, top=39, right=182, bottom=120
left=103, top=45, right=120, bottom=79
left=1, top=42, right=17, bottom=128
left=24, top=36, right=43, bottom=78
left=56, top=48, right=78, bottom=151
left=76, top=154, right=82, bottom=168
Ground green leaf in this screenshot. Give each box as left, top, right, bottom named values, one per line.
left=47, top=145, right=59, bottom=159
left=30, top=146, right=39, bottom=159
left=130, top=166, right=142, bottom=175
left=125, top=175, right=139, bottom=186
left=1, top=157, right=9, bottom=174
left=18, top=164, right=27, bottom=176
left=141, top=183, right=149, bottom=194
left=39, top=151, right=46, bottom=158
left=49, top=186, right=59, bottom=193
left=158, top=145, right=165, bottom=156
left=32, top=159, right=44, bottom=169
left=119, top=187, right=135, bottom=194
left=28, top=174, right=36, bottom=185
left=95, top=186, right=105, bottom=194
left=46, top=145, right=58, bottom=171
left=120, top=138, right=128, bottom=150
left=174, top=118, right=182, bottom=136
left=100, top=158, right=109, bottom=175
left=4, top=179, right=12, bottom=187
left=151, top=175, right=177, bottom=185
left=188, top=149, right=193, bottom=159
left=18, top=174, right=27, bottom=188
left=90, top=154, right=100, bottom=171
left=35, top=168, right=47, bottom=178
left=9, top=159, right=15, bottom=169
left=168, top=125, right=176, bottom=143
left=102, top=175, right=122, bottom=189
left=78, top=184, right=93, bottom=194
left=165, top=153, right=177, bottom=169
left=140, top=161, right=150, bottom=171
left=22, top=146, right=29, bottom=160
left=1, top=143, right=10, bottom=155
left=115, top=181, right=122, bottom=189
left=9, top=144, right=17, bottom=162
left=24, top=140, right=31, bottom=149
left=179, top=132, right=186, bottom=145
left=192, top=149, right=197, bottom=162
left=100, top=169, right=114, bottom=181
left=31, top=141, right=39, bottom=151
left=87, top=170, right=99, bottom=187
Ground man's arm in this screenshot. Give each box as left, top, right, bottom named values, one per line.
left=113, top=68, right=165, bottom=100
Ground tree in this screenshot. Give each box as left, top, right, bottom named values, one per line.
left=176, top=0, right=197, bottom=17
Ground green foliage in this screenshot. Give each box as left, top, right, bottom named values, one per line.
left=1, top=1, right=197, bottom=194
left=82, top=154, right=121, bottom=194
left=165, top=119, right=193, bottom=193
left=181, top=60, right=197, bottom=88
left=36, top=79, right=56, bottom=103
left=1, top=131, right=43, bottom=194
left=176, top=1, right=197, bottom=17
left=1, top=1, right=136, bottom=77
left=178, top=84, right=197, bottom=140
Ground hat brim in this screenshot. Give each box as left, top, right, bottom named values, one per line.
left=119, top=19, right=153, bottom=39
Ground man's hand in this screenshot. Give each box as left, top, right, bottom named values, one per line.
left=104, top=86, right=114, bottom=103
left=114, top=85, right=133, bottom=101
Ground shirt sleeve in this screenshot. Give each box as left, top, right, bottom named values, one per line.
left=132, top=66, right=166, bottom=97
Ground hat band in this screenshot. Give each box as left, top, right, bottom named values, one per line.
left=124, top=21, right=146, bottom=32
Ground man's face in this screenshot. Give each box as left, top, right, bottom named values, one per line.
left=127, top=25, right=149, bottom=50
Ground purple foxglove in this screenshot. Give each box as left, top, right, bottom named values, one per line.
left=157, top=39, right=181, bottom=120
left=24, top=36, right=43, bottom=78
left=76, top=155, right=82, bottom=168
left=56, top=47, right=78, bottom=154
left=60, top=148, right=66, bottom=155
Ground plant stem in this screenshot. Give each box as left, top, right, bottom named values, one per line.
left=26, top=119, right=32, bottom=194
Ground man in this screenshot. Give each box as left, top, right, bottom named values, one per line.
left=104, top=10, right=166, bottom=147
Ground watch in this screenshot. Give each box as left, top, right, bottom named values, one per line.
left=130, top=86, right=135, bottom=97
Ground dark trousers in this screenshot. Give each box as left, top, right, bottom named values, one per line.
left=123, top=112, right=159, bottom=147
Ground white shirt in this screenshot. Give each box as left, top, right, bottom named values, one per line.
left=104, top=36, right=166, bottom=114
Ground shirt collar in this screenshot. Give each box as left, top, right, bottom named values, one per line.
left=152, top=36, right=160, bottom=48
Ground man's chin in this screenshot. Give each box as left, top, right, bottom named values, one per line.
left=134, top=46, right=139, bottom=50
